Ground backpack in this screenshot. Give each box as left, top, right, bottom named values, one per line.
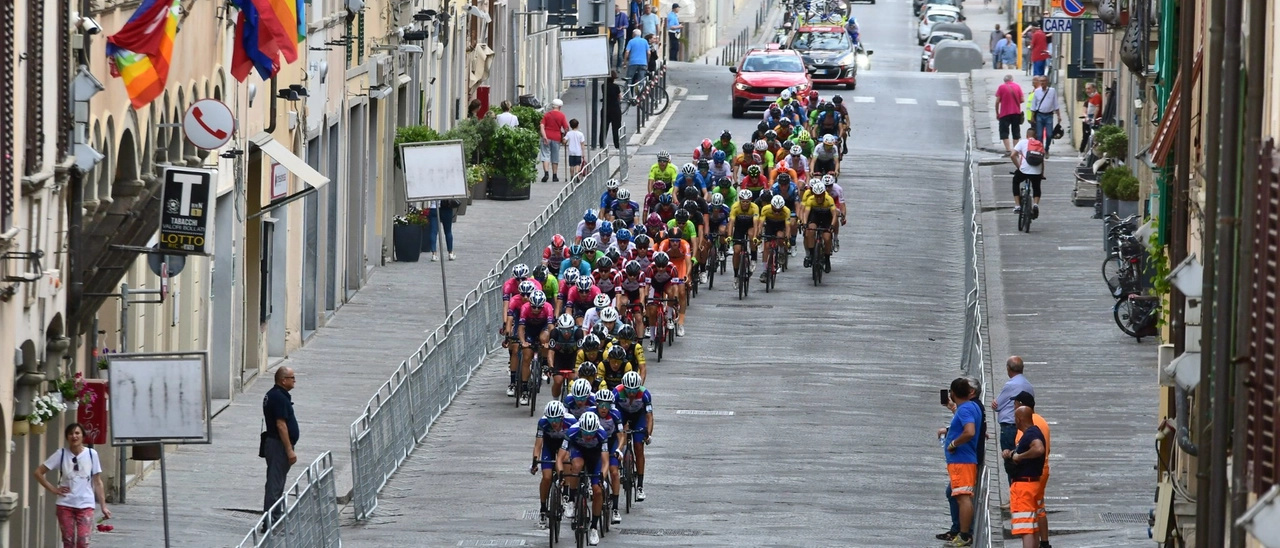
left=1024, top=138, right=1045, bottom=167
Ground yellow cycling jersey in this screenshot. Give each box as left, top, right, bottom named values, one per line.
left=732, top=202, right=760, bottom=220
left=576, top=349, right=604, bottom=367
left=759, top=205, right=791, bottom=222
left=802, top=192, right=836, bottom=210
left=598, top=361, right=634, bottom=391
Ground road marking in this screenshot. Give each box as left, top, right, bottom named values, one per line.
left=1007, top=313, right=1039, bottom=317
left=675, top=410, right=735, bottom=416
left=895, top=98, right=918, bottom=105
left=937, top=99, right=961, bottom=107
left=686, top=95, right=708, bottom=101
left=643, top=98, right=682, bottom=146
left=1025, top=361, right=1048, bottom=365
left=1057, top=245, right=1092, bottom=251
left=1001, top=268, right=1033, bottom=272
left=853, top=96, right=876, bottom=103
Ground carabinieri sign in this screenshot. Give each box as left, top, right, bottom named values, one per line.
left=159, top=167, right=216, bottom=255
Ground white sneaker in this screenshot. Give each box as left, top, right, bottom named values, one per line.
left=676, top=324, right=685, bottom=337
left=519, top=394, right=530, bottom=405
left=611, top=509, right=621, bottom=524
left=431, top=253, right=439, bottom=261
left=449, top=252, right=456, bottom=261
left=699, top=271, right=708, bottom=284
left=563, top=497, right=575, bottom=519
left=539, top=514, right=549, bottom=529
left=506, top=384, right=516, bottom=397
left=666, top=319, right=675, bottom=331
left=589, top=527, right=600, bottom=545
left=635, top=487, right=646, bottom=501
left=647, top=339, right=656, bottom=352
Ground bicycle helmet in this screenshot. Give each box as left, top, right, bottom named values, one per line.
left=583, top=209, right=598, bottom=223
left=682, top=200, right=700, bottom=213
left=712, top=150, right=727, bottom=163
left=653, top=251, right=670, bottom=267
left=544, top=400, right=567, bottom=419
left=518, top=280, right=536, bottom=296
left=599, top=220, right=614, bottom=235
left=781, top=105, right=794, bottom=115
left=822, top=174, right=836, bottom=185
left=656, top=151, right=671, bottom=162
left=593, top=293, right=611, bottom=309
left=832, top=95, right=844, bottom=104
left=584, top=239, right=600, bottom=252
left=756, top=121, right=769, bottom=132
left=606, top=178, right=621, bottom=190
left=658, top=193, right=674, bottom=205
left=564, top=269, right=581, bottom=284
left=697, top=159, right=709, bottom=170
left=747, top=164, right=762, bottom=177
left=824, top=102, right=835, bottom=112
left=742, top=142, right=755, bottom=153
left=739, top=189, right=754, bottom=202
left=634, top=234, right=651, bottom=248
left=776, top=172, right=792, bottom=185
left=595, top=388, right=616, bottom=405
left=653, top=180, right=669, bottom=192
left=568, top=244, right=584, bottom=257
left=700, top=138, right=713, bottom=149
left=571, top=378, right=595, bottom=398
left=717, top=176, right=734, bottom=188
left=617, top=188, right=631, bottom=201
left=577, top=361, right=598, bottom=379
left=606, top=345, right=627, bottom=362
left=577, top=411, right=601, bottom=433
left=680, top=163, right=696, bottom=176
left=625, top=261, right=642, bottom=276
left=666, top=226, right=684, bottom=241
left=616, top=228, right=632, bottom=242
left=674, top=209, right=690, bottom=223
left=622, top=371, right=642, bottom=390
left=822, top=134, right=837, bottom=145
left=682, top=185, right=700, bottom=199
left=721, top=130, right=732, bottom=141
left=512, top=263, right=531, bottom=279
left=771, top=195, right=786, bottom=209
left=600, top=307, right=620, bottom=323
left=605, top=248, right=622, bottom=263
left=755, top=139, right=768, bottom=150
left=596, top=256, right=615, bottom=272
left=781, top=140, right=795, bottom=150
left=779, top=118, right=793, bottom=127
left=780, top=89, right=792, bottom=100
left=809, top=89, right=819, bottom=100
left=790, top=145, right=803, bottom=156
left=616, top=324, right=637, bottom=341
left=632, top=224, right=648, bottom=236
left=529, top=291, right=547, bottom=307
left=758, top=189, right=773, bottom=203
left=581, top=334, right=602, bottom=351
left=812, top=181, right=827, bottom=194
left=552, top=234, right=566, bottom=247
left=575, top=276, right=593, bottom=291
left=532, top=265, right=549, bottom=284
left=556, top=313, right=576, bottom=329
left=710, top=193, right=725, bottom=206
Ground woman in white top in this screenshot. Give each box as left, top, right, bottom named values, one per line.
left=34, top=423, right=110, bottom=548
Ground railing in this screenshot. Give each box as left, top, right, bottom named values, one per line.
left=718, top=27, right=751, bottom=66
left=961, top=135, right=995, bottom=548
left=238, top=452, right=340, bottom=548
left=632, top=64, right=668, bottom=132
left=349, top=144, right=628, bottom=520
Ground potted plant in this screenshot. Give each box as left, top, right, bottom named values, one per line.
left=392, top=207, right=427, bottom=262
left=13, top=416, right=29, bottom=436
left=465, top=164, right=488, bottom=206
left=1100, top=166, right=1141, bottom=217
left=29, top=393, right=66, bottom=435
left=511, top=105, right=544, bottom=133
left=96, top=347, right=112, bottom=371
left=486, top=126, right=541, bottom=201
left=53, top=373, right=96, bottom=414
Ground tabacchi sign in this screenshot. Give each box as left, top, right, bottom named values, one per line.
left=159, top=167, right=216, bottom=255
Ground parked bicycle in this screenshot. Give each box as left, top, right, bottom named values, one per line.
left=1114, top=292, right=1160, bottom=342
left=620, top=71, right=670, bottom=117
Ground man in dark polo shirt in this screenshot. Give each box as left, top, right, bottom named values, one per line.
left=1003, top=406, right=1046, bottom=548
left=262, top=367, right=299, bottom=516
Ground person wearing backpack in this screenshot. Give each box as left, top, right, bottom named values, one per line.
left=34, top=423, right=111, bottom=547
left=1010, top=135, right=1046, bottom=217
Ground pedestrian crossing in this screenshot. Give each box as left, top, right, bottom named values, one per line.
left=840, top=96, right=963, bottom=107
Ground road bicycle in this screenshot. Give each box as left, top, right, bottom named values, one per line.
left=733, top=238, right=752, bottom=300
left=569, top=470, right=602, bottom=548
left=539, top=464, right=563, bottom=547
left=809, top=227, right=834, bottom=285
left=618, top=430, right=641, bottom=514
left=1015, top=172, right=1041, bottom=233
left=647, top=296, right=678, bottom=361
left=761, top=235, right=785, bottom=292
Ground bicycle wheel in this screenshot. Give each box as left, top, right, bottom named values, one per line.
left=655, top=322, right=665, bottom=361
left=707, top=252, right=717, bottom=289
left=528, top=358, right=540, bottom=417
left=1113, top=299, right=1144, bottom=338
left=1102, top=256, right=1125, bottom=292
left=1020, top=184, right=1034, bottom=233
left=812, top=241, right=824, bottom=285
left=652, top=86, right=671, bottom=115
left=764, top=246, right=774, bottom=293
left=622, top=452, right=635, bottom=513
left=736, top=256, right=746, bottom=300
left=574, top=494, right=589, bottom=548
left=514, top=351, right=525, bottom=408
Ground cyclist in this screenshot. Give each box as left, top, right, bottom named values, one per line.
left=590, top=220, right=617, bottom=251
left=531, top=400, right=577, bottom=529
left=733, top=142, right=760, bottom=179
left=714, top=131, right=736, bottom=160
left=544, top=235, right=569, bottom=276
left=820, top=174, right=848, bottom=247
left=652, top=193, right=678, bottom=223
left=614, top=371, right=654, bottom=502
left=772, top=88, right=795, bottom=110
left=556, top=269, right=580, bottom=315
left=811, top=135, right=841, bottom=177
left=707, top=177, right=738, bottom=206
left=691, top=138, right=716, bottom=161
left=517, top=290, right=555, bottom=405
left=630, top=234, right=654, bottom=271
left=611, top=227, right=636, bottom=256
left=756, top=138, right=777, bottom=169
left=1010, top=133, right=1045, bottom=217
left=646, top=150, right=676, bottom=194
left=682, top=195, right=709, bottom=268
left=771, top=173, right=801, bottom=248
left=559, top=244, right=593, bottom=281
left=757, top=195, right=791, bottom=282
left=831, top=95, right=851, bottom=154
left=564, top=378, right=598, bottom=419
left=503, top=263, right=540, bottom=303
left=814, top=104, right=844, bottom=155
left=793, top=126, right=816, bottom=157
left=730, top=189, right=760, bottom=281
left=577, top=361, right=601, bottom=391
left=558, top=411, right=609, bottom=545
left=599, top=178, right=621, bottom=212
left=615, top=261, right=649, bottom=329
left=740, top=164, right=770, bottom=203
left=532, top=266, right=559, bottom=312
left=580, top=238, right=605, bottom=270
left=596, top=307, right=623, bottom=341
left=575, top=210, right=599, bottom=244
left=576, top=334, right=605, bottom=370
left=749, top=121, right=770, bottom=146
left=776, top=145, right=809, bottom=183
left=673, top=163, right=700, bottom=197
left=504, top=279, right=538, bottom=396
left=656, top=231, right=692, bottom=336
left=806, top=100, right=825, bottom=133
left=581, top=293, right=613, bottom=333
left=805, top=89, right=820, bottom=109
left=802, top=180, right=836, bottom=272
left=643, top=251, right=680, bottom=350
left=609, top=189, right=640, bottom=229
left=567, top=276, right=602, bottom=323
left=548, top=314, right=583, bottom=399
left=774, top=117, right=795, bottom=143
left=764, top=104, right=785, bottom=128
left=708, top=150, right=733, bottom=181
left=642, top=180, right=669, bottom=217
left=705, top=193, right=732, bottom=278
left=692, top=160, right=716, bottom=196
left=602, top=331, right=644, bottom=385
left=588, top=389, right=627, bottom=526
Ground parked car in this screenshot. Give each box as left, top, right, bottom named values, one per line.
left=917, top=5, right=962, bottom=45
left=931, top=40, right=985, bottom=73
left=914, top=0, right=962, bottom=16
left=920, top=31, right=966, bottom=71
left=729, top=46, right=813, bottom=118
left=786, top=25, right=868, bottom=89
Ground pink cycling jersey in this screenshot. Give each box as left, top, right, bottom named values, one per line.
left=502, top=278, right=543, bottom=301
left=507, top=295, right=527, bottom=316
left=519, top=302, right=555, bottom=325
left=567, top=285, right=602, bottom=305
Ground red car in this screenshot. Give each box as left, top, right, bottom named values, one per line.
left=729, top=46, right=813, bottom=118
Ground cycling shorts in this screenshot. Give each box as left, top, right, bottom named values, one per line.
left=732, top=223, right=753, bottom=241
left=572, top=302, right=593, bottom=317
left=540, top=442, right=561, bottom=470
left=764, top=219, right=788, bottom=235
left=667, top=257, right=689, bottom=280
left=1012, top=171, right=1043, bottom=198
left=568, top=446, right=605, bottom=484
left=813, top=158, right=837, bottom=174
left=620, top=412, right=649, bottom=442
left=650, top=280, right=672, bottom=294
left=808, top=208, right=833, bottom=228
left=523, top=323, right=548, bottom=343
left=553, top=352, right=578, bottom=373
left=621, top=287, right=643, bottom=303
left=608, top=438, right=620, bottom=467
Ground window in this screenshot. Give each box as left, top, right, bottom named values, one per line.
left=1, top=0, right=13, bottom=231
left=260, top=218, right=276, bottom=322
left=741, top=55, right=806, bottom=73
left=790, top=31, right=849, bottom=52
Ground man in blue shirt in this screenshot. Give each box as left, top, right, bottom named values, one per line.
left=665, top=4, right=682, bottom=61
left=262, top=367, right=299, bottom=516
left=612, top=8, right=630, bottom=68
left=624, top=29, right=651, bottom=85
left=940, top=377, right=981, bottom=547
left=639, top=4, right=659, bottom=38
left=991, top=356, right=1035, bottom=487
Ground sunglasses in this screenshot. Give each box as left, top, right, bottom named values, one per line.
left=72, top=456, right=79, bottom=472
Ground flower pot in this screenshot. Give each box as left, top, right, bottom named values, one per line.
left=1117, top=199, right=1139, bottom=218
left=67, top=402, right=79, bottom=416
left=31, top=422, right=46, bottom=435
left=392, top=224, right=423, bottom=262
left=469, top=177, right=488, bottom=201
left=13, top=419, right=29, bottom=436
left=486, top=175, right=532, bottom=201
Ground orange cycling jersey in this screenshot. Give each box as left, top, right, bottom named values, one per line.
left=657, top=239, right=692, bottom=279
left=771, top=166, right=798, bottom=185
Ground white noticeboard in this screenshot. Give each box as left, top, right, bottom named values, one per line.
left=560, top=35, right=611, bottom=80
left=108, top=353, right=211, bottom=444
left=401, top=140, right=469, bottom=201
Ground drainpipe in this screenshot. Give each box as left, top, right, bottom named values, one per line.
left=1175, top=385, right=1198, bottom=456
left=264, top=76, right=279, bottom=134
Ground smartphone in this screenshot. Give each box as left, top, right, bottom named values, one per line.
left=940, top=389, right=950, bottom=406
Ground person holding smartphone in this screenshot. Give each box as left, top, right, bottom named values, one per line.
left=937, top=378, right=982, bottom=546
left=34, top=423, right=110, bottom=548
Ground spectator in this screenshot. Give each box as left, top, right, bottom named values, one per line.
left=1080, top=82, right=1103, bottom=152
left=467, top=98, right=483, bottom=119
left=495, top=100, right=520, bottom=128
left=995, top=75, right=1025, bottom=153
left=1029, top=24, right=1050, bottom=76
left=666, top=4, right=683, bottom=61
left=601, top=72, right=624, bottom=148
left=997, top=33, right=1017, bottom=71
left=991, top=356, right=1035, bottom=487
left=639, top=4, right=659, bottom=39
left=612, top=4, right=630, bottom=68
left=938, top=376, right=984, bottom=544
left=261, top=367, right=299, bottom=517
left=34, top=423, right=110, bottom=548
left=647, top=33, right=660, bottom=74
left=993, top=31, right=1008, bottom=69
left=565, top=118, right=587, bottom=178
left=1029, top=76, right=1062, bottom=153
left=989, top=24, right=1003, bottom=57
left=540, top=99, right=570, bottom=182
left=1003, top=406, right=1047, bottom=548
left=1012, top=392, right=1052, bottom=548
left=426, top=200, right=456, bottom=261
left=938, top=377, right=982, bottom=547
left=624, top=29, right=650, bottom=85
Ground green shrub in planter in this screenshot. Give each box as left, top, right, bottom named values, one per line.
left=394, top=125, right=443, bottom=167
left=1099, top=130, right=1129, bottom=159
left=443, top=117, right=498, bottom=163
left=488, top=126, right=541, bottom=188
left=511, top=106, right=544, bottom=133
left=1100, top=166, right=1140, bottom=200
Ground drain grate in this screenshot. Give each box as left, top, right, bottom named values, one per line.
left=618, top=528, right=705, bottom=536
left=714, top=303, right=774, bottom=308
left=1100, top=512, right=1149, bottom=524
left=675, top=410, right=734, bottom=416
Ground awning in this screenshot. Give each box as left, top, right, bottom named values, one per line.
left=249, top=132, right=329, bottom=189
left=1149, top=49, right=1203, bottom=167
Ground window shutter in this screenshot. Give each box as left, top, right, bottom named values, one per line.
left=24, top=0, right=43, bottom=175
left=1249, top=137, right=1280, bottom=493
left=1, top=0, right=13, bottom=230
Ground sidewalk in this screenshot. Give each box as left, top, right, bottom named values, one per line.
left=969, top=70, right=1159, bottom=545
left=95, top=118, right=621, bottom=548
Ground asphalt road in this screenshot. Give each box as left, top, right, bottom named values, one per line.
left=339, top=2, right=975, bottom=541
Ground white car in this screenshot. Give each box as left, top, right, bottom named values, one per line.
left=920, top=31, right=966, bottom=71
left=917, top=5, right=962, bottom=45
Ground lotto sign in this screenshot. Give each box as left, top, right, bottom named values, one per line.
left=1062, top=0, right=1087, bottom=17
left=1042, top=17, right=1105, bottom=33
left=159, top=167, right=216, bottom=255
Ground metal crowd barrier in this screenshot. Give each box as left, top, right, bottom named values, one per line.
left=961, top=136, right=994, bottom=548
left=349, top=145, right=626, bottom=520
left=238, top=452, right=341, bottom=548
left=633, top=64, right=669, bottom=132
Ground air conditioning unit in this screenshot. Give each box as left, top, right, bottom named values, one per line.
left=368, top=55, right=393, bottom=88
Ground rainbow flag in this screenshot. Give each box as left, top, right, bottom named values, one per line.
left=105, top=0, right=180, bottom=109
left=230, top=0, right=303, bottom=81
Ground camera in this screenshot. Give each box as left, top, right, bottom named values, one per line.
left=78, top=16, right=102, bottom=35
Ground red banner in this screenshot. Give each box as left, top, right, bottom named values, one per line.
left=78, top=380, right=109, bottom=445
